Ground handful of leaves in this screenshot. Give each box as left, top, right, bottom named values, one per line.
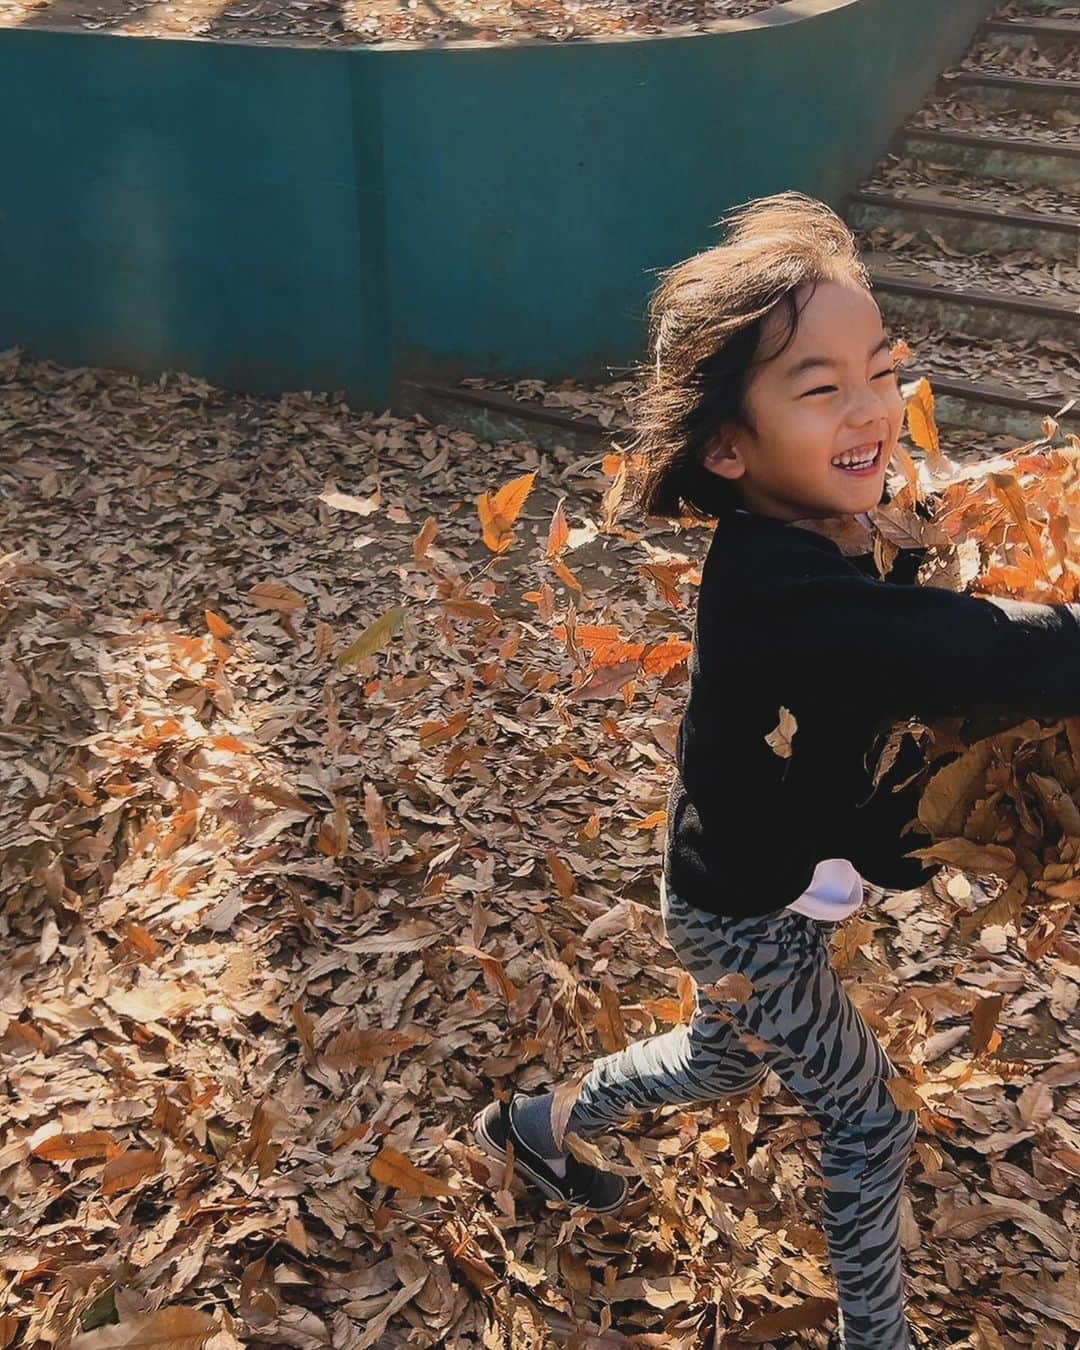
left=796, top=369, right=1080, bottom=950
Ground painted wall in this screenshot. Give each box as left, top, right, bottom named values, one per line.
left=0, top=0, right=995, bottom=408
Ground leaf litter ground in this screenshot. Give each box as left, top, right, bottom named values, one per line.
left=1, top=344, right=1079, bottom=1348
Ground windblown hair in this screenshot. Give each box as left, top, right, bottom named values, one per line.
left=621, top=191, right=872, bottom=525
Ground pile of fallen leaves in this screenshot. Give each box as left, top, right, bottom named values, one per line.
left=791, top=358, right=1080, bottom=961
left=2, top=343, right=1078, bottom=1349
left=0, top=0, right=785, bottom=49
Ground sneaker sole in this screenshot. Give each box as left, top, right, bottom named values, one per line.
left=470, top=1104, right=628, bottom=1215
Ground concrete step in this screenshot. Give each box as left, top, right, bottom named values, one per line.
left=396, top=379, right=609, bottom=458
left=907, top=84, right=1078, bottom=146
left=895, top=321, right=1078, bottom=397
left=848, top=186, right=1079, bottom=260
left=978, top=16, right=1080, bottom=64
left=398, top=368, right=1079, bottom=455
left=936, top=70, right=1080, bottom=116
left=892, top=127, right=1080, bottom=189
left=866, top=255, right=1079, bottom=347
left=853, top=212, right=1072, bottom=308
left=859, top=152, right=1079, bottom=221
left=897, top=368, right=1077, bottom=439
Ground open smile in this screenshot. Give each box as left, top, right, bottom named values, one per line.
left=831, top=442, right=882, bottom=476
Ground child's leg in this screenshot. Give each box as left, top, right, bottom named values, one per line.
left=664, top=885, right=918, bottom=1350
left=508, top=895, right=767, bottom=1162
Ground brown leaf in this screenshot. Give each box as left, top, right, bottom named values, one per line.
left=248, top=579, right=305, bottom=614
left=369, top=1145, right=456, bottom=1198
left=321, top=1024, right=425, bottom=1070
left=764, top=706, right=797, bottom=759
left=32, top=1131, right=114, bottom=1163
left=884, top=1076, right=925, bottom=1113
left=969, top=993, right=1004, bottom=1057
left=71, top=1304, right=218, bottom=1348
left=934, top=1197, right=1070, bottom=1258
left=743, top=1296, right=835, bottom=1340
left=101, top=1149, right=161, bottom=1197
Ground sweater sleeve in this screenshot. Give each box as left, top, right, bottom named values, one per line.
left=739, top=560, right=1080, bottom=724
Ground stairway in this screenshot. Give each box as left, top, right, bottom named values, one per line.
left=845, top=0, right=1080, bottom=441
left=399, top=0, right=1078, bottom=459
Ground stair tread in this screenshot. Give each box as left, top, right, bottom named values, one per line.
left=858, top=153, right=1080, bottom=223
left=943, top=69, right=1080, bottom=87
left=993, top=2, right=1080, bottom=16
left=852, top=184, right=1080, bottom=228
left=853, top=221, right=1078, bottom=308
left=954, top=35, right=1080, bottom=83
left=865, top=254, right=1080, bottom=316
left=887, top=322, right=1079, bottom=407
left=905, top=96, right=1079, bottom=150
left=986, top=16, right=1080, bottom=30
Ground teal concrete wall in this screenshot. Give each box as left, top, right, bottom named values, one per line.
left=0, top=0, right=995, bottom=408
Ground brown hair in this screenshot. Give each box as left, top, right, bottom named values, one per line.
left=621, top=191, right=873, bottom=525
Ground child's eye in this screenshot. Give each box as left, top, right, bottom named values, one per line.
left=802, top=370, right=898, bottom=397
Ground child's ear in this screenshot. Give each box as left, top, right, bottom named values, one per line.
left=702, top=426, right=744, bottom=479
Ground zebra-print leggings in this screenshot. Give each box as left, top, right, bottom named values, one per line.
left=565, top=879, right=918, bottom=1349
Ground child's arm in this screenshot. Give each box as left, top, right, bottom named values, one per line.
left=735, top=557, right=1080, bottom=724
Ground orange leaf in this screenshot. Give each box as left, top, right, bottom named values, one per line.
left=550, top=557, right=582, bottom=593
left=969, top=993, right=1005, bottom=1057
left=903, top=376, right=939, bottom=454
left=440, top=598, right=500, bottom=624
left=209, top=733, right=254, bottom=755
left=454, top=946, right=519, bottom=1006
left=412, top=516, right=438, bottom=564
left=989, top=471, right=1053, bottom=584
left=641, top=637, right=691, bottom=677
left=123, top=924, right=163, bottom=961
left=476, top=471, right=536, bottom=553
left=545, top=501, right=570, bottom=558
left=204, top=609, right=234, bottom=639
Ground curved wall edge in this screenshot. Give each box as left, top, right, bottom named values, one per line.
left=0, top=0, right=997, bottom=407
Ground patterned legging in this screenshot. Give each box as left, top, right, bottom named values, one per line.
left=564, top=879, right=918, bottom=1350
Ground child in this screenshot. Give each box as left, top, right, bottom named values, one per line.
left=471, top=192, right=1080, bottom=1349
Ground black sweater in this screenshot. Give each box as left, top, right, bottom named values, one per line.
left=663, top=509, right=1080, bottom=920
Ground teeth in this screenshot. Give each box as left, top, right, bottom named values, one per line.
left=832, top=444, right=879, bottom=468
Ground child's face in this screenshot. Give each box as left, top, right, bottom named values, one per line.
left=701, top=280, right=905, bottom=521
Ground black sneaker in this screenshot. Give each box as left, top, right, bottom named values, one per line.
left=471, top=1091, right=629, bottom=1215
